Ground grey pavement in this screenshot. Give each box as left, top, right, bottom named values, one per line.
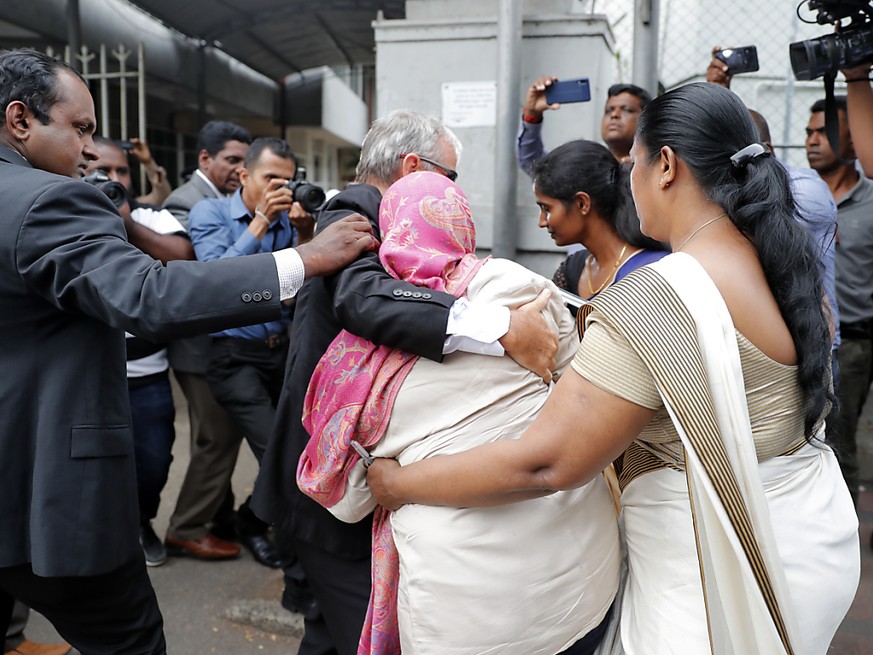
left=22, top=377, right=873, bottom=654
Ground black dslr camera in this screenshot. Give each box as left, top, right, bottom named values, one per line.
left=790, top=1, right=873, bottom=80
left=82, top=171, right=129, bottom=209
left=284, top=167, right=326, bottom=213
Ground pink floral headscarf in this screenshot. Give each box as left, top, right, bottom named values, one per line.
left=297, top=171, right=487, bottom=655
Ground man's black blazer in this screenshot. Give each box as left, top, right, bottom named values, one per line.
left=0, top=146, right=283, bottom=577
left=252, top=183, right=456, bottom=558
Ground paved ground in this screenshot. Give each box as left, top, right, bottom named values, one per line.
left=23, top=379, right=873, bottom=654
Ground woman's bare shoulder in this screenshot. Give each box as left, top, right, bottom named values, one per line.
left=700, top=245, right=798, bottom=366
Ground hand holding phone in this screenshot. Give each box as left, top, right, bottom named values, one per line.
left=545, top=78, right=591, bottom=106
left=714, top=45, right=759, bottom=75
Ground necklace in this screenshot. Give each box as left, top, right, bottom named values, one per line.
left=676, top=213, right=726, bottom=252
left=586, top=243, right=629, bottom=296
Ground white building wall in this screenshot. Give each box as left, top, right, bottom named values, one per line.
left=372, top=0, right=838, bottom=273
left=374, top=2, right=614, bottom=274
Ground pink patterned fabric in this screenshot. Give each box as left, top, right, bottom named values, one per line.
left=298, top=171, right=487, bottom=655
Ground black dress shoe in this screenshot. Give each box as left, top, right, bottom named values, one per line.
left=240, top=533, right=288, bottom=569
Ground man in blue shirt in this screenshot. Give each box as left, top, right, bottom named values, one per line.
left=187, top=136, right=314, bottom=570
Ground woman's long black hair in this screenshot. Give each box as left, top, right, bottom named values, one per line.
left=531, top=139, right=664, bottom=251
left=636, top=82, right=833, bottom=438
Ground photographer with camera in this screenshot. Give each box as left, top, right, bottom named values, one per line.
left=186, top=136, right=316, bottom=573
left=84, top=137, right=197, bottom=568
left=86, top=136, right=194, bottom=263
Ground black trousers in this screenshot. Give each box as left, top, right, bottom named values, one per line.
left=826, top=331, right=873, bottom=506
left=208, top=336, right=289, bottom=538
left=0, top=590, right=13, bottom=648
left=0, top=558, right=165, bottom=654
left=290, top=536, right=371, bottom=655
left=207, top=336, right=288, bottom=462
left=557, top=604, right=613, bottom=655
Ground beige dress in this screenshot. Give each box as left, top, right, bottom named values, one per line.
left=330, top=258, right=621, bottom=655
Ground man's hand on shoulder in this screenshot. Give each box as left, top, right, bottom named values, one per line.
left=499, top=288, right=558, bottom=384
left=296, top=214, right=378, bottom=278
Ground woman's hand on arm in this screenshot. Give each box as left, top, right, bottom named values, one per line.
left=367, top=369, right=655, bottom=510
left=367, top=458, right=405, bottom=511
left=499, top=288, right=559, bottom=383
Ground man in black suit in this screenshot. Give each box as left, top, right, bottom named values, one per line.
left=0, top=49, right=375, bottom=654
left=252, top=108, right=559, bottom=654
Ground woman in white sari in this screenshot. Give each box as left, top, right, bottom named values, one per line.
left=368, top=83, right=860, bottom=654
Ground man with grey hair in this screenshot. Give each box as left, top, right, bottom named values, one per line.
left=252, top=109, right=558, bottom=654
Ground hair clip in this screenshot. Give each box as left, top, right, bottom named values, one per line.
left=730, top=143, right=770, bottom=168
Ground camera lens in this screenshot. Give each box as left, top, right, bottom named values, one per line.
left=101, top=182, right=128, bottom=208
left=82, top=172, right=129, bottom=209
left=791, top=26, right=873, bottom=81
left=289, top=181, right=326, bottom=213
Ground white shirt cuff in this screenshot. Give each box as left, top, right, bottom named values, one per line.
left=272, top=248, right=306, bottom=301
left=443, top=297, right=510, bottom=356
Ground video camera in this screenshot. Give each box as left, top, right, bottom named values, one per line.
left=284, top=167, right=326, bottom=213
left=82, top=171, right=129, bottom=209
left=790, top=1, right=873, bottom=80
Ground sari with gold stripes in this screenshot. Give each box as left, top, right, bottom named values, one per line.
left=580, top=253, right=859, bottom=655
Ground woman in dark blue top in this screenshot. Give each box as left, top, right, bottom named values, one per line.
left=532, top=140, right=668, bottom=308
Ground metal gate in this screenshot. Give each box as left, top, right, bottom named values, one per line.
left=47, top=42, right=147, bottom=186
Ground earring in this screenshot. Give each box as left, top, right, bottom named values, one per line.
left=660, top=180, right=669, bottom=190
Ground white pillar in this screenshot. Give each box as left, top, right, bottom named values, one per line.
left=632, top=0, right=660, bottom=95
left=492, top=0, right=522, bottom=259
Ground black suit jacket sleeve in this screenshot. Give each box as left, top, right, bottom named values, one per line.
left=1, top=163, right=283, bottom=577
left=17, top=180, right=281, bottom=341
left=319, top=185, right=455, bottom=363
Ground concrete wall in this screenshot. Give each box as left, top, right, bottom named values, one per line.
left=282, top=67, right=368, bottom=191
left=374, top=2, right=614, bottom=276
